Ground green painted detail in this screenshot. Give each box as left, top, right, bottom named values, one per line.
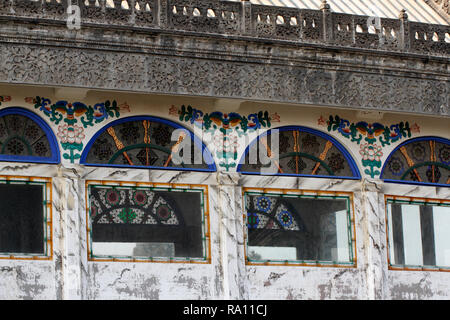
left=325, top=115, right=415, bottom=178
left=118, top=208, right=136, bottom=223
left=31, top=96, right=122, bottom=163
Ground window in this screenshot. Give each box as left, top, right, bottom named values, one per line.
left=80, top=116, right=216, bottom=172
left=386, top=196, right=450, bottom=271
left=0, top=107, right=60, bottom=164
left=86, top=181, right=210, bottom=263
left=0, top=176, right=52, bottom=260
left=243, top=188, right=355, bottom=267
left=381, top=137, right=450, bottom=187
left=238, top=126, right=360, bottom=179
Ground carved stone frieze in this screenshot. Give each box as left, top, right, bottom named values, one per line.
left=0, top=41, right=447, bottom=117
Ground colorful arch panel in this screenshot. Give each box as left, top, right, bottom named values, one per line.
left=381, top=136, right=450, bottom=187
left=80, top=116, right=216, bottom=172
left=237, top=126, right=361, bottom=179
left=0, top=107, right=60, bottom=164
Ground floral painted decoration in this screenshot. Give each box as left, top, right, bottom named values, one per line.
left=322, top=115, right=419, bottom=178
left=27, top=96, right=128, bottom=163
left=170, top=104, right=280, bottom=171
left=0, top=96, right=11, bottom=106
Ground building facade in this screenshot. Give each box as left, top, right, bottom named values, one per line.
left=0, top=0, right=449, bottom=299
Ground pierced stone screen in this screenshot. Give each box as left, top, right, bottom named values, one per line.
left=87, top=183, right=208, bottom=261
left=244, top=191, right=354, bottom=265
left=387, top=198, right=450, bottom=269
left=0, top=182, right=46, bottom=255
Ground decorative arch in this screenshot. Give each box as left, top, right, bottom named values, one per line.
left=0, top=107, right=60, bottom=164
left=80, top=116, right=217, bottom=172
left=381, top=136, right=450, bottom=187
left=237, top=126, right=361, bottom=179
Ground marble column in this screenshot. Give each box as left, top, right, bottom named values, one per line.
left=361, top=179, right=388, bottom=300
left=53, top=166, right=84, bottom=300
left=215, top=172, right=248, bottom=299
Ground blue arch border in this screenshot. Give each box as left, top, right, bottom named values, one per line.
left=0, top=107, right=60, bottom=164
left=237, top=125, right=361, bottom=179
left=380, top=136, right=450, bottom=187
left=80, top=115, right=217, bottom=172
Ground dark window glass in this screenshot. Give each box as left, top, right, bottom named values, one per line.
left=387, top=198, right=450, bottom=269
left=245, top=191, right=354, bottom=265
left=88, top=184, right=207, bottom=261
left=0, top=183, right=45, bottom=255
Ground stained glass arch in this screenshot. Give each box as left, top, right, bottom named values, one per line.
left=0, top=107, right=60, bottom=164
left=80, top=116, right=217, bottom=171
left=381, top=136, right=450, bottom=187
left=237, top=126, right=361, bottom=179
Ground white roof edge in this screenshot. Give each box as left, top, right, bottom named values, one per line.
left=233, top=0, right=449, bottom=25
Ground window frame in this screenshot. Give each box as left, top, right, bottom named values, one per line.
left=0, top=175, right=53, bottom=261
left=85, top=180, right=211, bottom=264
left=384, top=194, right=450, bottom=272
left=242, top=187, right=357, bottom=268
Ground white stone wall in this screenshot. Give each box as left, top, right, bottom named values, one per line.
left=0, top=85, right=449, bottom=300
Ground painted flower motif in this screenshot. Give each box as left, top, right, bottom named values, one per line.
left=133, top=190, right=148, bottom=206
left=410, top=143, right=426, bottom=162
left=359, top=143, right=383, bottom=162
left=0, top=96, right=11, bottom=103
left=270, top=112, right=281, bottom=123
left=34, top=141, right=48, bottom=156
left=317, top=115, right=327, bottom=126
left=438, top=145, right=450, bottom=165
left=328, top=153, right=345, bottom=173
left=277, top=210, right=293, bottom=228
left=387, top=156, right=404, bottom=176
left=6, top=138, right=24, bottom=155
left=213, top=132, right=239, bottom=153
left=255, top=196, right=272, bottom=213
left=287, top=157, right=307, bottom=173
left=247, top=212, right=260, bottom=229
left=24, top=97, right=36, bottom=104
left=24, top=125, right=40, bottom=140
left=9, top=115, right=22, bottom=132
left=92, top=138, right=113, bottom=161
left=410, top=123, right=420, bottom=133
left=106, top=189, right=121, bottom=206
left=119, top=122, right=140, bottom=144
left=302, top=134, right=320, bottom=153
left=152, top=124, right=172, bottom=146
left=57, top=124, right=85, bottom=144
left=155, top=204, right=172, bottom=221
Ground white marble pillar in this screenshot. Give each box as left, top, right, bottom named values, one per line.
left=361, top=179, right=388, bottom=300
left=215, top=172, right=248, bottom=299
left=53, top=166, right=85, bottom=300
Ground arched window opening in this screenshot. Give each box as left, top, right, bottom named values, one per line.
left=81, top=116, right=216, bottom=172
left=0, top=107, right=60, bottom=164
left=238, top=126, right=360, bottom=179
left=381, top=137, right=450, bottom=187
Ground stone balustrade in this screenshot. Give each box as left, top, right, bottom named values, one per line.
left=0, top=0, right=448, bottom=57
